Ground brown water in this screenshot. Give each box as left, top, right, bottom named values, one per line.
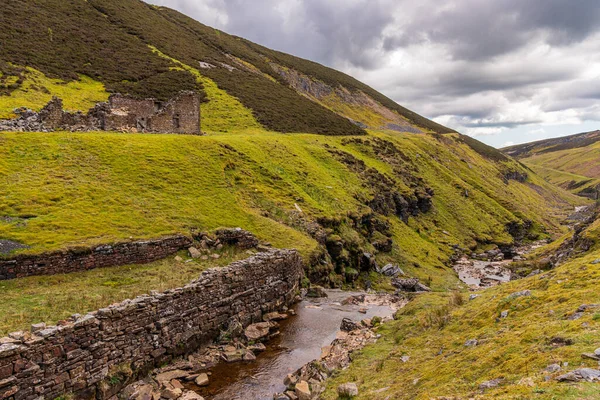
left=188, top=290, right=395, bottom=400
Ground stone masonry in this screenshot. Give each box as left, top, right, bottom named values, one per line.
left=0, top=91, right=201, bottom=135
left=0, top=249, right=303, bottom=400
left=0, top=235, right=193, bottom=280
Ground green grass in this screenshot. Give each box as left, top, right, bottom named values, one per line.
left=521, top=141, right=600, bottom=196
left=321, top=248, right=600, bottom=399
left=0, top=67, right=109, bottom=119
left=0, top=129, right=585, bottom=335
left=0, top=246, right=248, bottom=335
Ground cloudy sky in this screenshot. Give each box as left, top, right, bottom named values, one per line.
left=148, top=0, right=600, bottom=147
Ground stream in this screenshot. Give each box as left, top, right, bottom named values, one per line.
left=187, top=290, right=396, bottom=400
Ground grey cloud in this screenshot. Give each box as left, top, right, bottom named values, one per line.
left=147, top=0, right=600, bottom=140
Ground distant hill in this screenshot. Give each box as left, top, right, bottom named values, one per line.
left=0, top=0, right=455, bottom=136
left=501, top=130, right=600, bottom=199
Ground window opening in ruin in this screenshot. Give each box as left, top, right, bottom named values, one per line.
left=173, top=114, right=181, bottom=129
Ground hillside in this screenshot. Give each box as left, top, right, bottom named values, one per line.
left=502, top=131, right=600, bottom=199
left=0, top=0, right=454, bottom=135
left=322, top=208, right=600, bottom=399
left=0, top=130, right=584, bottom=335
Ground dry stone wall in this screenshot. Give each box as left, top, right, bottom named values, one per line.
left=0, top=235, right=193, bottom=280
left=0, top=249, right=303, bottom=400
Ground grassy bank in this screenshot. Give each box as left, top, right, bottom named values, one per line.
left=0, top=129, right=585, bottom=334
left=322, top=244, right=600, bottom=399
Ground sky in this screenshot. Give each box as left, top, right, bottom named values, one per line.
left=147, top=0, right=600, bottom=148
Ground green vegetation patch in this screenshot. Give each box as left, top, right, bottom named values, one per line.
left=322, top=250, right=600, bottom=399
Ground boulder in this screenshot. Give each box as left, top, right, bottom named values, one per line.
left=180, top=391, right=204, bottom=400
left=155, top=370, right=190, bottom=385
left=507, top=290, right=531, bottom=300
left=379, top=263, right=404, bottom=277
left=479, top=378, right=504, bottom=391
left=306, top=286, right=328, bottom=298
left=337, top=383, right=359, bottom=397
left=465, top=339, right=478, bottom=347
left=340, top=318, right=361, bottom=332
left=557, top=368, right=600, bottom=382
left=244, top=322, right=274, bottom=341
left=188, top=247, right=202, bottom=259
left=392, top=278, right=431, bottom=292
left=295, top=381, right=311, bottom=400
left=194, top=373, right=209, bottom=387
left=263, top=312, right=288, bottom=322
left=161, top=388, right=183, bottom=399
left=243, top=350, right=256, bottom=361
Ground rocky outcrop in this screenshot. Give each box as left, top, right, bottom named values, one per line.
left=392, top=278, right=432, bottom=292
left=0, top=235, right=192, bottom=280
left=0, top=249, right=303, bottom=400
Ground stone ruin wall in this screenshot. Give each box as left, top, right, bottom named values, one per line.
left=0, top=235, right=193, bottom=281
left=0, top=249, right=303, bottom=400
left=0, top=91, right=201, bottom=135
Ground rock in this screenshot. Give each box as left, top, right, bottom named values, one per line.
left=170, top=380, right=184, bottom=389
left=358, top=307, right=368, bottom=314
left=263, top=312, right=288, bottom=322
left=337, top=382, right=359, bottom=397
left=595, top=348, right=600, bottom=356
left=379, top=263, right=404, bottom=277
left=188, top=247, right=202, bottom=259
left=130, top=384, right=155, bottom=400
left=500, top=310, right=509, bottom=319
left=479, top=378, right=503, bottom=391
left=340, top=318, right=361, bottom=332
left=557, top=368, right=600, bottom=382
left=249, top=343, right=266, bottom=353
left=179, top=391, right=204, bottom=400
left=30, top=322, right=46, bottom=333
left=284, top=373, right=298, bottom=387
left=174, top=256, right=183, bottom=262
left=392, top=278, right=431, bottom=292
left=223, top=350, right=243, bottom=363
left=161, top=388, right=183, bottom=399
left=401, top=355, right=410, bottom=363
left=273, top=394, right=289, bottom=400
left=156, top=370, right=190, bottom=385
left=306, top=286, right=328, bottom=298
left=295, top=380, right=311, bottom=400
left=545, top=363, right=561, bottom=373
left=244, top=322, right=273, bottom=341
left=469, top=294, right=480, bottom=301
left=507, top=290, right=531, bottom=300
left=194, top=373, right=209, bottom=387
left=582, top=353, right=600, bottom=361
left=465, top=339, right=478, bottom=347
left=211, top=254, right=220, bottom=259
left=591, top=259, right=600, bottom=264
left=243, top=350, right=256, bottom=361
left=285, top=391, right=298, bottom=400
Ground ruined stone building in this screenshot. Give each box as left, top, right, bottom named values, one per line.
left=0, top=91, right=202, bottom=134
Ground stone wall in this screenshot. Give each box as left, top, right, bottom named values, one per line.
left=0, top=249, right=303, bottom=400
left=0, top=235, right=192, bottom=280
left=0, top=91, right=201, bottom=135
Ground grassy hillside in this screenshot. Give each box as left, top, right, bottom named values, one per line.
left=0, top=0, right=453, bottom=135
left=502, top=131, right=600, bottom=198
left=0, top=129, right=584, bottom=334
left=322, top=213, right=600, bottom=400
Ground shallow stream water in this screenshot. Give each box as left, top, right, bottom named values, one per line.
left=188, top=290, right=395, bottom=400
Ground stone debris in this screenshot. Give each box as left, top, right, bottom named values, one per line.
left=507, top=290, right=531, bottom=300
left=194, top=373, right=209, bottom=386
left=378, top=263, right=404, bottom=277
left=557, top=368, right=600, bottom=382
left=479, top=378, right=504, bottom=391
left=337, top=382, right=359, bottom=397
left=277, top=314, right=389, bottom=400
left=306, top=285, right=328, bottom=298
left=391, top=278, right=431, bottom=292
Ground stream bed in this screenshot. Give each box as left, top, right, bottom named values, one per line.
left=188, top=290, right=396, bottom=400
